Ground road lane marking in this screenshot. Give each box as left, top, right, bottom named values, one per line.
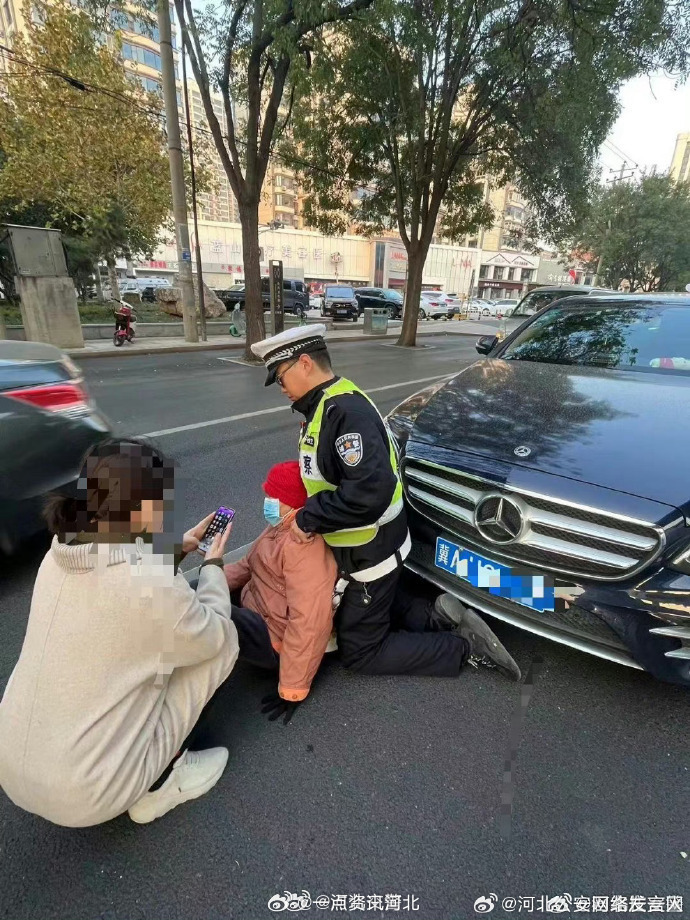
left=141, top=374, right=450, bottom=438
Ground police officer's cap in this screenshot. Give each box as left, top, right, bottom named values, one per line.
left=251, top=324, right=329, bottom=386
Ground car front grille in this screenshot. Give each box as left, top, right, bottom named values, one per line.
left=402, top=457, right=665, bottom=581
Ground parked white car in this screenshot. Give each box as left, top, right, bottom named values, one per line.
left=468, top=299, right=517, bottom=317
left=419, top=290, right=453, bottom=320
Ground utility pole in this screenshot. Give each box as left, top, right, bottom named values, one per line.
left=157, top=0, right=198, bottom=342
left=607, top=161, right=636, bottom=185
left=180, top=4, right=206, bottom=341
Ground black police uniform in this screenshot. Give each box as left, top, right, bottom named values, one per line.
left=293, top=377, right=467, bottom=676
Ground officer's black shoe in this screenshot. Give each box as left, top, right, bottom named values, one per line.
left=431, top=593, right=468, bottom=630
left=455, top=608, right=522, bottom=682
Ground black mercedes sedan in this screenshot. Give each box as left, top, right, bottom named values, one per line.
left=387, top=295, right=690, bottom=687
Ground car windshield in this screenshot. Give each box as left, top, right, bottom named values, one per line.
left=512, top=290, right=575, bottom=317
left=326, top=287, right=354, bottom=298
left=501, top=303, right=690, bottom=374
left=386, top=291, right=403, bottom=301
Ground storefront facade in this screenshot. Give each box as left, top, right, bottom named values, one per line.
left=477, top=251, right=539, bottom=299
left=131, top=221, right=480, bottom=297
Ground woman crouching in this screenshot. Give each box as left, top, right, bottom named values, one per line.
left=0, top=438, right=237, bottom=826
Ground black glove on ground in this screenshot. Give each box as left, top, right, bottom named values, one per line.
left=261, top=691, right=300, bottom=725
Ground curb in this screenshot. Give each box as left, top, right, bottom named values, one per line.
left=66, top=327, right=486, bottom=360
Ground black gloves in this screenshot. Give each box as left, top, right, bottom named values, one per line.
left=261, top=691, right=301, bottom=725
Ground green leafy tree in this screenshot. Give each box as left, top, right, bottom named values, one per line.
left=175, top=0, right=376, bottom=358
left=289, top=0, right=689, bottom=346
left=568, top=174, right=690, bottom=292
left=0, top=0, right=172, bottom=299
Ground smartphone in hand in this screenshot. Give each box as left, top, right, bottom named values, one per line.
left=198, top=507, right=235, bottom=553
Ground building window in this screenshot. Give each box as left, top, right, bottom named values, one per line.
left=493, top=266, right=505, bottom=281
left=508, top=267, right=516, bottom=281
left=274, top=194, right=284, bottom=207
left=467, top=238, right=478, bottom=249
left=122, top=43, right=161, bottom=71
left=521, top=268, right=533, bottom=282
left=479, top=265, right=488, bottom=279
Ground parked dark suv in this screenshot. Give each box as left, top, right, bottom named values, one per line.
left=355, top=287, right=404, bottom=319
left=387, top=295, right=690, bottom=687
left=218, top=279, right=309, bottom=316
left=322, top=285, right=359, bottom=321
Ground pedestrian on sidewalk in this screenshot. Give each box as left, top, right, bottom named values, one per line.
left=251, top=325, right=521, bottom=683
left=222, top=460, right=338, bottom=725
left=0, top=438, right=239, bottom=827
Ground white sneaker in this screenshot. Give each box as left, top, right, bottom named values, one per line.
left=128, top=747, right=229, bottom=824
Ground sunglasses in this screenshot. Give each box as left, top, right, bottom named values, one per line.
left=276, top=359, right=300, bottom=387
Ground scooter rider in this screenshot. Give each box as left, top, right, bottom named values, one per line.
left=251, top=326, right=521, bottom=682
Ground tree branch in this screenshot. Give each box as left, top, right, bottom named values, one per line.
left=177, top=0, right=242, bottom=199
left=220, top=0, right=249, bottom=169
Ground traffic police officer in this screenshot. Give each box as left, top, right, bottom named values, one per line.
left=252, top=325, right=520, bottom=681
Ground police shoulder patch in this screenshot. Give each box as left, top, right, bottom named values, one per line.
left=335, top=433, right=363, bottom=467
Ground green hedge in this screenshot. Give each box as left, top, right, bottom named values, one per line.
left=1, top=301, right=173, bottom=325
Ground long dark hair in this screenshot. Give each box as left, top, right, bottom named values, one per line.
left=44, top=437, right=174, bottom=537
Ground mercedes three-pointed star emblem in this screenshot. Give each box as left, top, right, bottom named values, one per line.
left=474, top=494, right=524, bottom=544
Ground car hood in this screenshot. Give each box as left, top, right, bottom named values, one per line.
left=408, top=359, right=690, bottom=509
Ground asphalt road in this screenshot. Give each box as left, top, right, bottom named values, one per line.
left=1, top=335, right=688, bottom=920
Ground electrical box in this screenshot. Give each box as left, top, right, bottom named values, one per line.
left=2, top=225, right=69, bottom=277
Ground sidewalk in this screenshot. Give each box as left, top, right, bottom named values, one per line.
left=65, top=317, right=499, bottom=359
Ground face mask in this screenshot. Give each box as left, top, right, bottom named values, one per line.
left=263, top=496, right=283, bottom=527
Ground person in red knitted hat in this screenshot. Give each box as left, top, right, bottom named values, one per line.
left=223, top=460, right=337, bottom=724
left=263, top=460, right=308, bottom=511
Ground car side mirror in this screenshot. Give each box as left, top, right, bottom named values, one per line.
left=476, top=335, right=499, bottom=355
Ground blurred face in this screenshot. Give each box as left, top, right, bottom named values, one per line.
left=94, top=498, right=166, bottom=535
left=130, top=499, right=167, bottom=534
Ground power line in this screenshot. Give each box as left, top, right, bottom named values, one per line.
left=602, top=139, right=639, bottom=169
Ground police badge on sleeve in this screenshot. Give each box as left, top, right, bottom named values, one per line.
left=335, top=433, right=363, bottom=467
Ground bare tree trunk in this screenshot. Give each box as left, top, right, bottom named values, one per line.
left=396, top=245, right=425, bottom=347
left=239, top=198, right=265, bottom=361
left=106, top=255, right=120, bottom=300
left=94, top=266, right=104, bottom=301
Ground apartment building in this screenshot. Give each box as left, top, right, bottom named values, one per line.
left=259, top=160, right=303, bottom=230
left=0, top=0, right=25, bottom=69
left=0, top=0, right=179, bottom=93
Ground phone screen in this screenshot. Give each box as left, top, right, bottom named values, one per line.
left=198, top=507, right=235, bottom=553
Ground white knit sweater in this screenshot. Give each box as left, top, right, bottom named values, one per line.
left=0, top=536, right=238, bottom=827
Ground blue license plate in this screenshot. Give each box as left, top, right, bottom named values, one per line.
left=434, top=537, right=555, bottom=612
